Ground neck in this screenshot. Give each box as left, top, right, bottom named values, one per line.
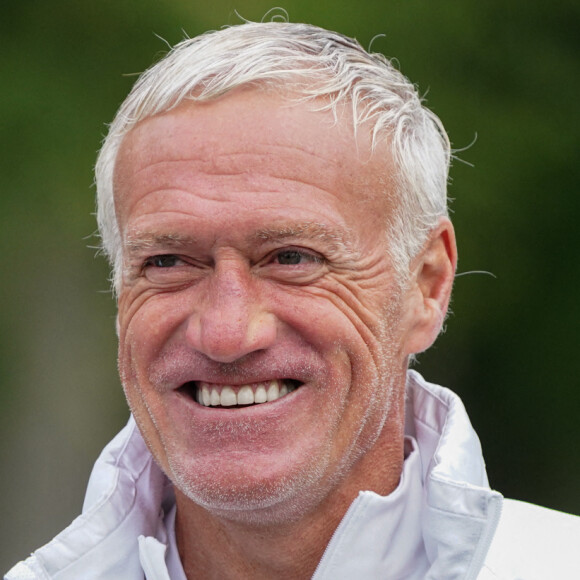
left=174, top=414, right=405, bottom=580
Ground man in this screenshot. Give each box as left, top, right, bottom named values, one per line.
left=6, top=21, right=580, bottom=580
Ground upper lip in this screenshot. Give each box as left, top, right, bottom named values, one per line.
left=149, top=346, right=323, bottom=391
left=179, top=377, right=303, bottom=389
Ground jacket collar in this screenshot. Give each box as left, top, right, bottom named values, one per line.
left=405, top=371, right=503, bottom=579
left=141, top=372, right=503, bottom=580
left=11, top=372, right=502, bottom=579
left=311, top=371, right=503, bottom=579
left=27, top=418, right=170, bottom=579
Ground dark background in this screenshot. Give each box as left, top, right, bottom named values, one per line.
left=2, top=0, right=579, bottom=571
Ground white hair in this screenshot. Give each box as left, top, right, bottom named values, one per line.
left=95, top=21, right=451, bottom=291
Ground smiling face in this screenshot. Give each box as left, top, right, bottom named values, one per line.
left=114, top=89, right=432, bottom=523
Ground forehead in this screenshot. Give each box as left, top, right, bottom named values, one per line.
left=120, top=88, right=365, bottom=151
left=113, top=89, right=397, bottom=231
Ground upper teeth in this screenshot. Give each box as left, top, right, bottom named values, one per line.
left=196, top=379, right=295, bottom=407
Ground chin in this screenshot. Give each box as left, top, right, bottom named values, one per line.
left=168, top=451, right=333, bottom=526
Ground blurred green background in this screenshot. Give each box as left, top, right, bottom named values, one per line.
left=2, top=0, right=579, bottom=570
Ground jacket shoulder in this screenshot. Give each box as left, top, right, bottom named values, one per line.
left=4, top=557, right=49, bottom=580
left=4, top=418, right=168, bottom=580
left=478, top=499, right=580, bottom=579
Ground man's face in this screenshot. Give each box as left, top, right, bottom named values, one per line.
left=115, top=90, right=417, bottom=522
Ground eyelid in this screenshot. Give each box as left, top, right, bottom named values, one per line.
left=141, top=254, right=193, bottom=274
left=138, top=253, right=207, bottom=287
left=272, top=246, right=325, bottom=262
left=258, top=246, right=327, bottom=285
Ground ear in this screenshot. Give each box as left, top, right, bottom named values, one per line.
left=401, top=217, right=457, bottom=356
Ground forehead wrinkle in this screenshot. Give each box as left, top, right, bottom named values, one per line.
left=125, top=149, right=342, bottom=185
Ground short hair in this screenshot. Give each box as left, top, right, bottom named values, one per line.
left=95, top=21, right=451, bottom=291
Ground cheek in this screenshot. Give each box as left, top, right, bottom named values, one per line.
left=117, top=333, right=174, bottom=475
left=277, top=282, right=396, bottom=367
left=306, top=284, right=406, bottom=415
left=119, top=292, right=187, bottom=365
left=116, top=302, right=181, bottom=450
left=278, top=290, right=396, bottom=407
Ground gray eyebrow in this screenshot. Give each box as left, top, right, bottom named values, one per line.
left=124, top=232, right=198, bottom=257
left=253, top=223, right=356, bottom=256
left=123, top=222, right=358, bottom=259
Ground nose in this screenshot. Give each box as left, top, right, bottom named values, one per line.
left=185, top=261, right=277, bottom=363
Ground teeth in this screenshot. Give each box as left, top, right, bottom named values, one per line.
left=266, top=380, right=279, bottom=402
left=220, top=386, right=237, bottom=407
left=254, top=384, right=267, bottom=403
left=196, top=380, right=296, bottom=408
left=237, top=385, right=254, bottom=405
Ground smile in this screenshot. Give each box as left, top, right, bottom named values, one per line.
left=187, top=379, right=300, bottom=408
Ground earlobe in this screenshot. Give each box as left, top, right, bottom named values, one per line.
left=402, top=218, right=457, bottom=356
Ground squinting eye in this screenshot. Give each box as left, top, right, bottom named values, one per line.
left=144, top=255, right=182, bottom=268
left=276, top=250, right=304, bottom=265
left=139, top=254, right=202, bottom=287
left=261, top=247, right=326, bottom=284
left=275, top=249, right=321, bottom=265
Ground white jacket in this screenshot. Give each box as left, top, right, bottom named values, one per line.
left=6, top=372, right=580, bottom=579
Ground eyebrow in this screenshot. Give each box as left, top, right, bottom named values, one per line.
left=124, top=232, right=198, bottom=258
left=123, top=222, right=357, bottom=259
left=253, top=223, right=356, bottom=257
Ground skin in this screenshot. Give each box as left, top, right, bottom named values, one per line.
left=114, top=89, right=457, bottom=579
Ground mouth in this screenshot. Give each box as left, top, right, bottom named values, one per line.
left=179, top=379, right=302, bottom=408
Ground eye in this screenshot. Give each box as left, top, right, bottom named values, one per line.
left=144, top=254, right=183, bottom=269
left=140, top=254, right=201, bottom=287
left=259, top=246, right=326, bottom=284
left=273, top=248, right=323, bottom=266
left=276, top=250, right=307, bottom=265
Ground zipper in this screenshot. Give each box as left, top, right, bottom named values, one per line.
left=465, top=493, right=503, bottom=580
left=138, top=535, right=172, bottom=580
left=311, top=493, right=368, bottom=579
